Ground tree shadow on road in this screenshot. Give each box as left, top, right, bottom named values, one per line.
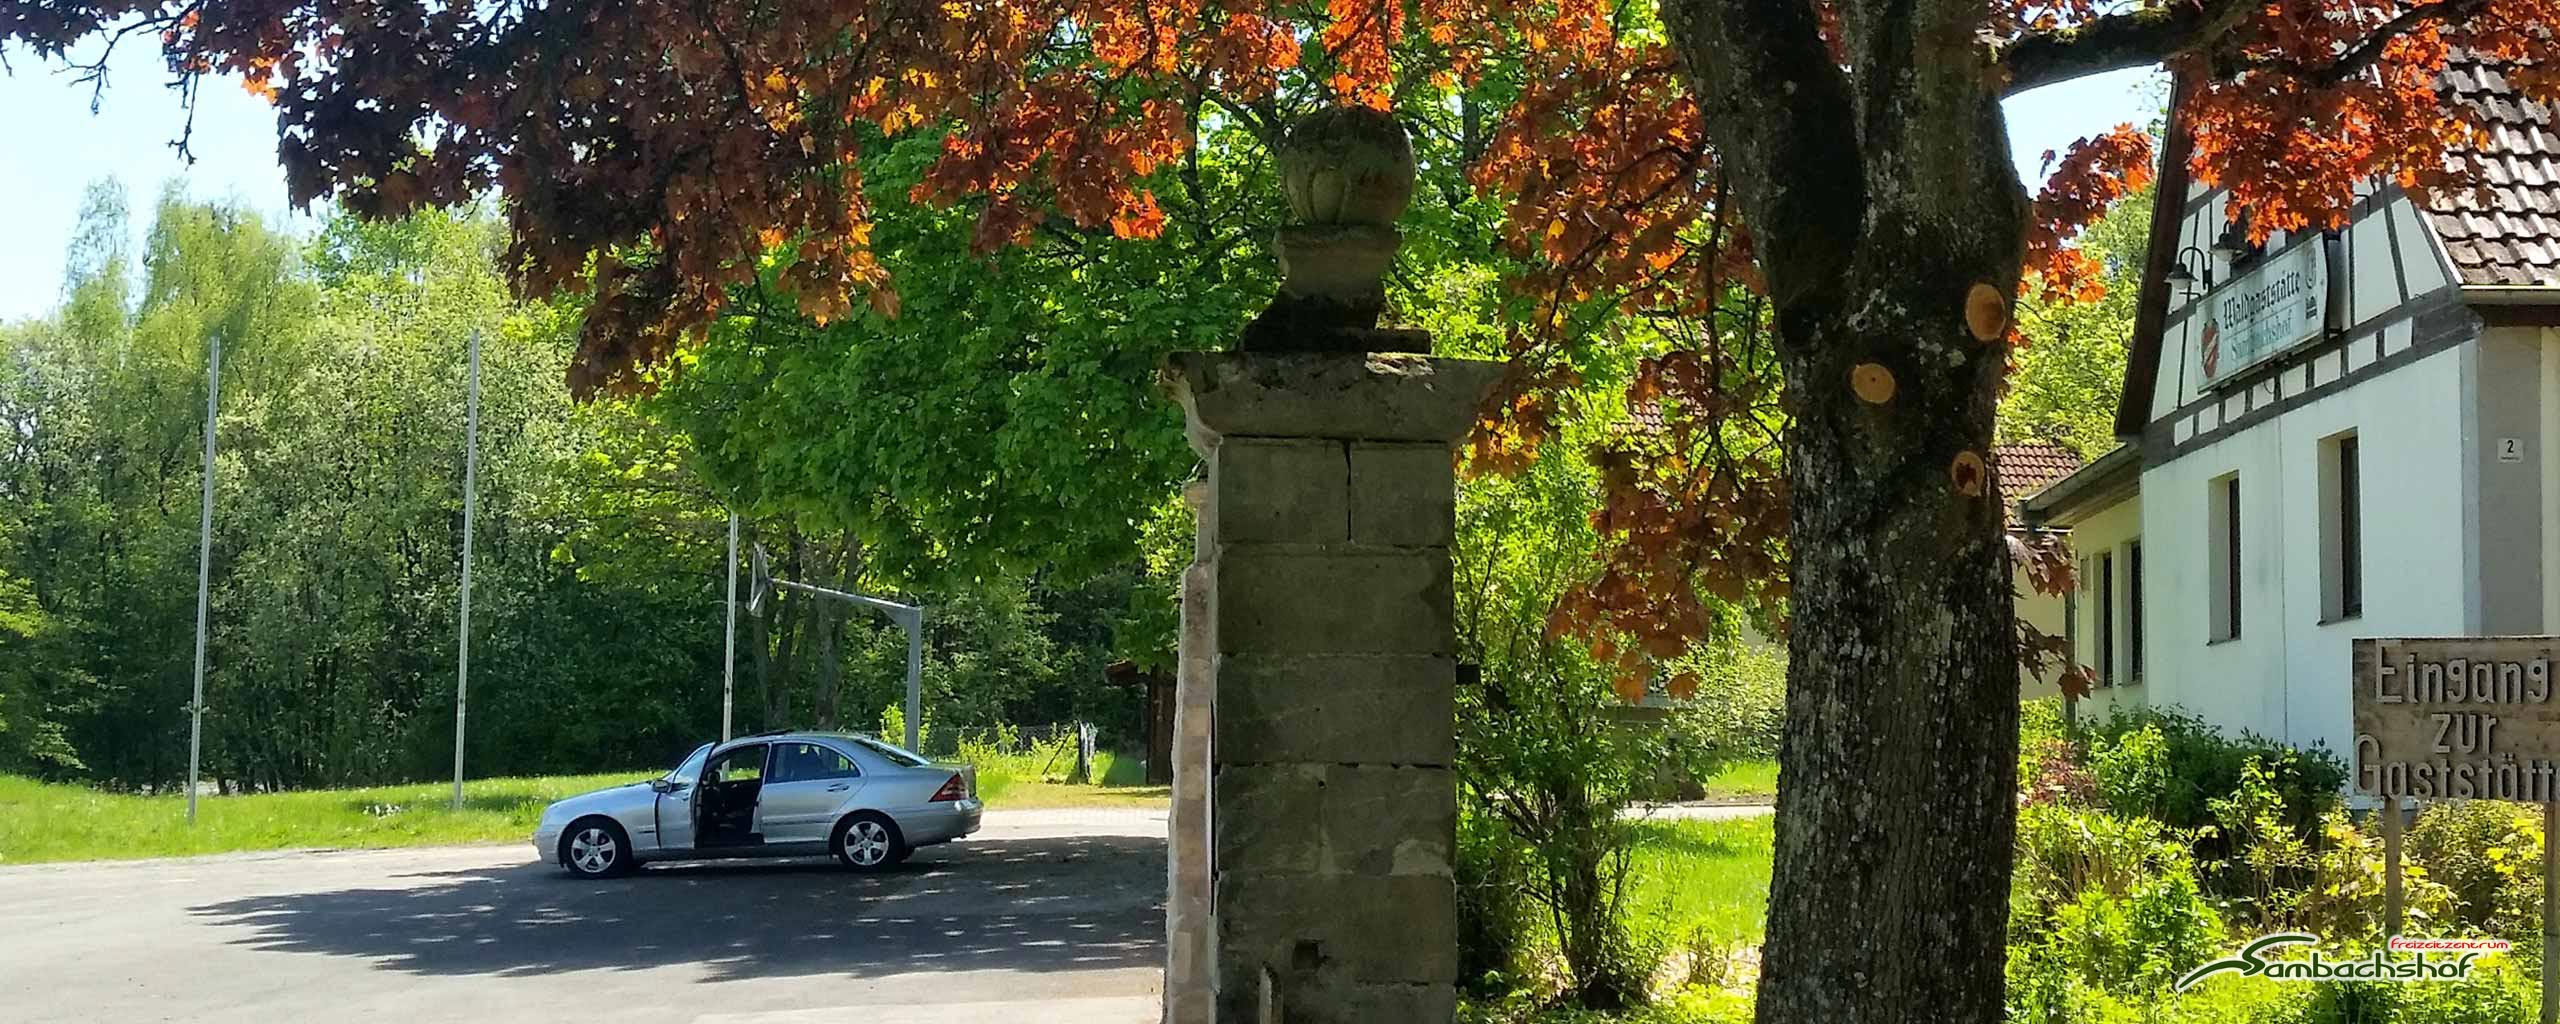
left=186, top=833, right=1165, bottom=982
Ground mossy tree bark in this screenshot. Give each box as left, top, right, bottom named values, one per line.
left=1660, top=1, right=2030, bottom=1019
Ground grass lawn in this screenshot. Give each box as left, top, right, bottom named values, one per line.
left=0, top=770, right=654, bottom=864
left=0, top=768, right=1169, bottom=865
left=989, top=781, right=1171, bottom=809
left=1624, top=814, right=1774, bottom=946
left=1696, top=759, right=1779, bottom=804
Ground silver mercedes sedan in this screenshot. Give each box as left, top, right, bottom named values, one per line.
left=532, top=731, right=983, bottom=877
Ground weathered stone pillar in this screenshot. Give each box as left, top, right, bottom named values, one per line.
left=1165, top=477, right=1217, bottom=1024
left=1165, top=350, right=1499, bottom=1024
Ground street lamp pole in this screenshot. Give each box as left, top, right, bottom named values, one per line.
left=452, top=329, right=481, bottom=812
left=722, top=511, right=739, bottom=742
left=186, top=330, right=221, bottom=824
left=746, top=545, right=925, bottom=750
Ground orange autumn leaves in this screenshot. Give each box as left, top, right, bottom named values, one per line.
left=2029, top=126, right=2158, bottom=304
left=1462, top=8, right=1780, bottom=697
left=2186, top=0, right=2558, bottom=244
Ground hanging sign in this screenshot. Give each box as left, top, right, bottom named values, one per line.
left=2200, top=240, right=2331, bottom=388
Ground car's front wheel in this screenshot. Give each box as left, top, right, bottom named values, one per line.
left=834, top=813, right=907, bottom=871
left=560, top=818, right=634, bottom=878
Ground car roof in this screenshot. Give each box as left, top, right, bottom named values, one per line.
left=722, top=729, right=881, bottom=742
left=708, top=732, right=931, bottom=765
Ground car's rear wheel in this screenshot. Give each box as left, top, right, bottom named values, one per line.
left=560, top=818, right=633, bottom=878
left=834, top=813, right=907, bottom=871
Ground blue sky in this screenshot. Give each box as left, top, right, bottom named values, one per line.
left=0, top=42, right=2167, bottom=323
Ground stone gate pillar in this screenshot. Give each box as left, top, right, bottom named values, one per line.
left=1164, top=350, right=1497, bottom=1024
left=1159, top=102, right=1495, bottom=1024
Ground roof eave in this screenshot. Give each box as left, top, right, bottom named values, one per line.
left=2019, top=444, right=2142, bottom=528
left=2113, top=72, right=2199, bottom=442
left=2463, top=285, right=2560, bottom=304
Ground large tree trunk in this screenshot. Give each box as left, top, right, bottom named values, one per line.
left=1755, top=317, right=2023, bottom=1023
left=1659, top=2, right=2030, bottom=1020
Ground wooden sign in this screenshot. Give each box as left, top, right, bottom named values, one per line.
left=2352, top=637, right=2560, bottom=802
left=2354, top=636, right=2560, bottom=1024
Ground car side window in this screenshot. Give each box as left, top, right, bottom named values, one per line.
left=708, top=745, right=764, bottom=783
left=769, top=742, right=862, bottom=784
left=665, top=744, right=712, bottom=787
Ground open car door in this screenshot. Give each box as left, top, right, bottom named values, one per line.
left=694, top=743, right=768, bottom=847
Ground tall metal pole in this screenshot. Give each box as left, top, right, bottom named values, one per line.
left=452, top=329, right=482, bottom=811
left=756, top=562, right=922, bottom=751
left=186, top=332, right=221, bottom=824
left=722, top=511, right=739, bottom=742
left=903, top=608, right=923, bottom=752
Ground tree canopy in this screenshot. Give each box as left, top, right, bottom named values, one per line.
left=10, top=0, right=2557, bottom=1019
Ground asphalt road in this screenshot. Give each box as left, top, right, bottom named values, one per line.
left=0, top=807, right=1169, bottom=1024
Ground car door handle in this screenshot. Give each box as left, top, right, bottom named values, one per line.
left=826, top=783, right=850, bottom=792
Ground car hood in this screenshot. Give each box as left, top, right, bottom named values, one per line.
left=541, top=781, right=658, bottom=822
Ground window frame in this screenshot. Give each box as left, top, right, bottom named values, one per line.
left=664, top=743, right=713, bottom=787
left=706, top=742, right=768, bottom=783
left=2209, top=474, right=2243, bottom=643
left=2338, top=434, right=2362, bottom=619
left=2127, top=540, right=2145, bottom=684
left=768, top=741, right=864, bottom=784
left=2096, top=551, right=2116, bottom=688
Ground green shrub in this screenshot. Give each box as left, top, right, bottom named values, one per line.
left=2080, top=707, right=2347, bottom=834
left=2021, top=696, right=2069, bottom=749
left=2076, top=707, right=2348, bottom=907
left=877, top=703, right=941, bottom=755
left=2254, top=963, right=2534, bottom=1024
left=1457, top=809, right=1537, bottom=995
left=2013, top=803, right=2195, bottom=916
left=1090, top=750, right=1148, bottom=786
left=2385, top=962, right=2536, bottom=1024
left=951, top=723, right=1088, bottom=800
left=2090, top=723, right=2172, bottom=817
left=2283, top=811, right=2455, bottom=942
left=1676, top=644, right=1785, bottom=760
left=2022, top=736, right=2097, bottom=808
left=2009, top=804, right=2226, bottom=1024
left=1459, top=987, right=1751, bottom=1024
left=2406, top=801, right=2544, bottom=959
left=2052, top=868, right=2222, bottom=988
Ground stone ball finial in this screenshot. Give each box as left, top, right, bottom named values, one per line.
left=1276, top=106, right=1416, bottom=228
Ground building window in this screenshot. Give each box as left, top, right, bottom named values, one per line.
left=2321, top=432, right=2363, bottom=621
left=2210, top=474, right=2242, bottom=642
left=2097, top=552, right=2116, bottom=687
left=2062, top=573, right=2078, bottom=686
left=2127, top=540, right=2145, bottom=683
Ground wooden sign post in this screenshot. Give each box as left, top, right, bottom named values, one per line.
left=2353, top=637, right=2560, bottom=1023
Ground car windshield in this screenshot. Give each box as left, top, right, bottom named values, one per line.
left=853, top=736, right=931, bottom=767
left=665, top=743, right=712, bottom=786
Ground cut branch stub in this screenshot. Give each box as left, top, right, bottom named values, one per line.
left=1950, top=450, right=1988, bottom=497
left=1964, top=283, right=2009, bottom=343
left=1851, top=363, right=1897, bottom=404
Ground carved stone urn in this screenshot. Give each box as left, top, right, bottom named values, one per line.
left=1240, top=105, right=1428, bottom=353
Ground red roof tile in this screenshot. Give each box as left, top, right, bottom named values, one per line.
left=2425, top=58, right=2560, bottom=288
left=1993, top=442, right=2082, bottom=528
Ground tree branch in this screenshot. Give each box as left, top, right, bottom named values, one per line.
left=2244, top=0, right=2495, bottom=87
left=1659, top=0, right=1864, bottom=312
left=1999, top=0, right=2254, bottom=96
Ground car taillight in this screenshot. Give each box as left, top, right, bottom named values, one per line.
left=930, top=774, right=966, bottom=802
